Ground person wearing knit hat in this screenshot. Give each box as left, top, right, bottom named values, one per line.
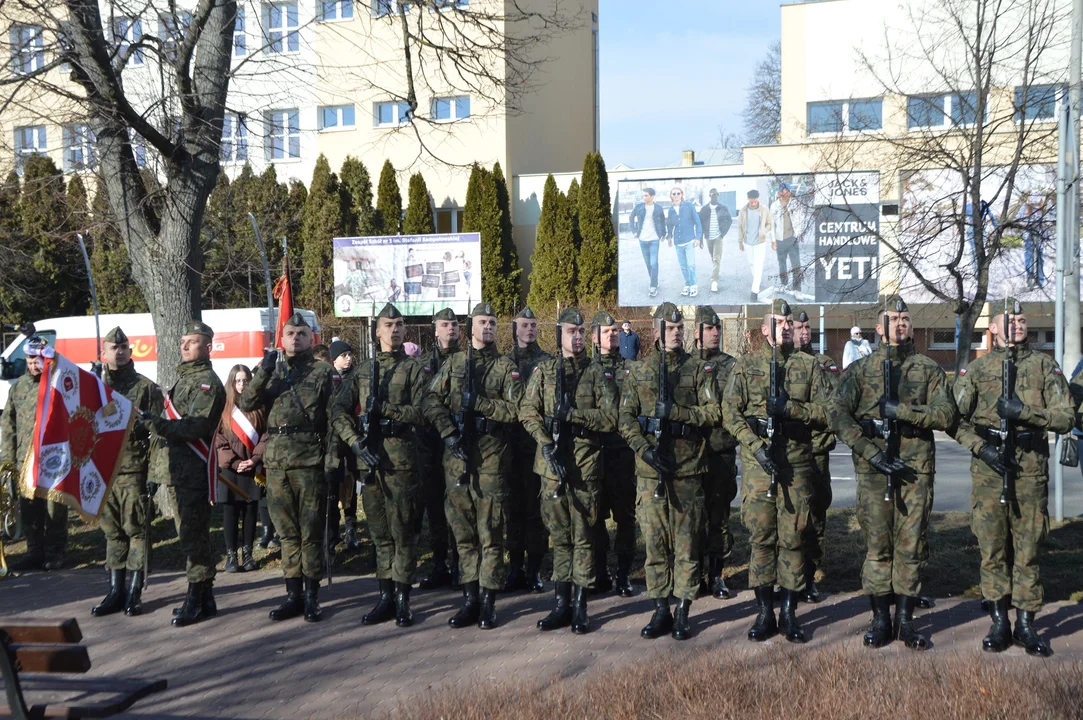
left=329, top=340, right=354, bottom=373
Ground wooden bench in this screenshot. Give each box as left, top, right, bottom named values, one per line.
left=0, top=618, right=166, bottom=719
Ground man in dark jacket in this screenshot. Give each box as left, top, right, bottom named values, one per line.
left=619, top=321, right=639, bottom=361
left=630, top=187, right=667, bottom=298
left=699, top=188, right=733, bottom=294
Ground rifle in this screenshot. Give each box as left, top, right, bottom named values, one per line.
left=361, top=314, right=381, bottom=487
left=652, top=318, right=671, bottom=500
left=141, top=481, right=155, bottom=588
left=765, top=316, right=780, bottom=499
left=457, top=316, right=477, bottom=486
left=881, top=313, right=897, bottom=503
left=550, top=324, right=569, bottom=499
left=999, top=298, right=1017, bottom=506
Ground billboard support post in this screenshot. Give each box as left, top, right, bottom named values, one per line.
left=818, top=305, right=825, bottom=354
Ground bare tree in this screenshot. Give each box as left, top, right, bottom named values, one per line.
left=742, top=40, right=781, bottom=146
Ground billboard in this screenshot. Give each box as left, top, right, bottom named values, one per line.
left=615, top=171, right=881, bottom=308
left=332, top=233, right=482, bottom=317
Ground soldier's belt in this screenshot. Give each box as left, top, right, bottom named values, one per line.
left=362, top=418, right=411, bottom=437
left=636, top=416, right=696, bottom=439
left=267, top=425, right=318, bottom=436
left=452, top=413, right=506, bottom=434
left=976, top=425, right=1047, bottom=452
left=858, top=419, right=932, bottom=441
left=745, top=417, right=812, bottom=442
left=544, top=417, right=595, bottom=439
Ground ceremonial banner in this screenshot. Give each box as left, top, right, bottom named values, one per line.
left=22, top=350, right=135, bottom=520
left=273, top=254, right=295, bottom=348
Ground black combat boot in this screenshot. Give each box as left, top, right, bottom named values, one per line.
left=269, top=578, right=304, bottom=621
left=593, top=548, right=613, bottom=595
left=419, top=559, right=452, bottom=590
left=571, top=585, right=591, bottom=635
left=478, top=588, right=498, bottom=629
left=171, top=582, right=205, bottom=627
left=303, top=576, right=322, bottom=623
left=980, top=598, right=990, bottom=613
left=982, top=597, right=1012, bottom=653
left=202, top=580, right=217, bottom=618
left=863, top=594, right=893, bottom=648
left=503, top=549, right=527, bottom=592
left=709, top=557, right=732, bottom=600
left=641, top=598, right=674, bottom=639
left=526, top=552, right=546, bottom=593
left=894, top=595, right=928, bottom=650
left=778, top=589, right=807, bottom=643
left=537, top=581, right=572, bottom=631
left=92, top=569, right=127, bottom=617
left=800, top=561, right=821, bottom=603
left=395, top=582, right=413, bottom=627
left=1013, top=609, right=1052, bottom=657
left=225, top=550, right=239, bottom=573
left=919, top=595, right=936, bottom=609
left=672, top=598, right=692, bottom=640
left=748, top=585, right=778, bottom=642
left=241, top=545, right=258, bottom=572
left=125, top=571, right=144, bottom=617
left=615, top=554, right=635, bottom=597
left=362, top=579, right=396, bottom=625
left=448, top=581, right=481, bottom=628
left=258, top=524, right=272, bottom=549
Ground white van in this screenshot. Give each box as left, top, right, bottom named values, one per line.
left=0, top=307, right=322, bottom=413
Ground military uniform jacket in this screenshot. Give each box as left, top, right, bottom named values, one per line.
left=595, top=352, right=631, bottom=448
left=0, top=372, right=41, bottom=473
left=508, top=341, right=551, bottom=446
left=422, top=342, right=524, bottom=473
left=829, top=340, right=955, bottom=476
left=802, top=345, right=840, bottom=455
left=151, top=359, right=226, bottom=487
left=237, top=350, right=338, bottom=471
left=702, top=348, right=739, bottom=455
left=957, top=343, right=1073, bottom=480
left=722, top=342, right=832, bottom=470
left=331, top=349, right=427, bottom=472
left=618, top=346, right=723, bottom=478
left=519, top=352, right=618, bottom=481
left=104, top=362, right=163, bottom=476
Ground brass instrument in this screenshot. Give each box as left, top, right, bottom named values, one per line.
left=0, top=461, right=16, bottom=578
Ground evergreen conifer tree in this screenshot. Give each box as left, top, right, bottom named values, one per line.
left=566, top=177, right=581, bottom=248
left=576, top=152, right=617, bottom=305
left=90, top=180, right=147, bottom=313
left=463, top=163, right=520, bottom=315
left=403, top=172, right=435, bottom=234
left=526, top=174, right=576, bottom=309
left=299, top=154, right=344, bottom=317
left=340, top=156, right=376, bottom=236
left=374, top=160, right=402, bottom=235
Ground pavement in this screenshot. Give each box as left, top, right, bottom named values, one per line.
left=4, top=569, right=1083, bottom=720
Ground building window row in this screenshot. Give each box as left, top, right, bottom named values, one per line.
left=372, top=0, right=467, bottom=18
left=807, top=98, right=882, bottom=135
left=9, top=23, right=45, bottom=75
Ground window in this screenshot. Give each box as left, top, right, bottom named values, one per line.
left=233, top=6, right=246, bottom=56
left=318, top=0, right=353, bottom=21
left=113, top=17, right=144, bottom=66
left=807, top=101, right=843, bottom=134
left=950, top=91, right=980, bottom=126
left=318, top=105, right=355, bottom=130
left=373, top=101, right=411, bottom=127
left=10, top=24, right=45, bottom=75
left=265, top=2, right=299, bottom=54
left=13, top=126, right=46, bottom=173
left=907, top=95, right=945, bottom=129
left=434, top=0, right=467, bottom=8
left=930, top=329, right=986, bottom=351
left=221, top=113, right=248, bottom=162
left=1015, top=84, right=1058, bottom=122
left=432, top=96, right=470, bottom=122
left=435, top=208, right=464, bottom=234
left=159, top=12, right=192, bottom=63
left=62, top=124, right=96, bottom=171
left=848, top=99, right=882, bottom=131
left=373, top=0, right=409, bottom=17
left=807, top=99, right=882, bottom=135
left=1027, top=329, right=1056, bottom=350
left=265, top=109, right=300, bottom=160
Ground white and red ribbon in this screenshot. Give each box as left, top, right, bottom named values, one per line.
left=231, top=406, right=259, bottom=454
left=162, top=394, right=217, bottom=504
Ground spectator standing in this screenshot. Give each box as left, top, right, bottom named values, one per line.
left=842, top=326, right=873, bottom=369
left=619, top=321, right=640, bottom=360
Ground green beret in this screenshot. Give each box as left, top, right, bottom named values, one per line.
left=515, top=306, right=537, bottom=320
left=183, top=320, right=214, bottom=339
left=769, top=299, right=792, bottom=317
left=103, top=326, right=128, bottom=344
left=558, top=307, right=584, bottom=325
left=470, top=302, right=496, bottom=318
left=999, top=297, right=1023, bottom=315
left=590, top=310, right=617, bottom=327
left=377, top=303, right=403, bottom=320
left=433, top=307, right=457, bottom=322
left=795, top=310, right=810, bottom=323
left=284, top=312, right=310, bottom=328
left=695, top=306, right=720, bottom=327
left=653, top=302, right=682, bottom=323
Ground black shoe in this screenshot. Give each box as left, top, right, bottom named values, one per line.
left=672, top=598, right=691, bottom=640
left=344, top=522, right=361, bottom=552
left=778, top=589, right=806, bottom=644
left=92, top=569, right=127, bottom=617
left=982, top=597, right=1012, bottom=653
left=503, top=550, right=527, bottom=592
left=395, top=582, right=413, bottom=627
left=303, top=577, right=322, bottom=623
left=748, top=585, right=778, bottom=642
left=538, top=581, right=573, bottom=631
left=800, top=562, right=821, bottom=603
left=240, top=545, right=258, bottom=572
left=125, top=571, right=144, bottom=616
left=202, top=580, right=217, bottom=618
left=615, top=554, right=635, bottom=598
left=863, top=594, right=893, bottom=648
left=571, top=585, right=591, bottom=635
left=918, top=595, right=935, bottom=609
left=43, top=558, right=64, bottom=571
left=641, top=598, right=674, bottom=639
left=709, top=558, right=732, bottom=600
left=478, top=588, right=498, bottom=629
left=894, top=595, right=928, bottom=650
left=171, top=582, right=205, bottom=627
left=419, top=560, right=452, bottom=590
left=1013, top=609, right=1052, bottom=657
left=269, top=533, right=282, bottom=550
left=526, top=553, right=546, bottom=593
left=449, top=581, right=481, bottom=628
left=225, top=550, right=239, bottom=573
left=258, top=526, right=272, bottom=549
left=8, top=556, right=45, bottom=573
left=363, top=579, right=396, bottom=625
left=269, top=578, right=305, bottom=621
left=980, top=598, right=990, bottom=613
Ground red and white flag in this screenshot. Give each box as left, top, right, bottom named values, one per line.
left=273, top=254, right=294, bottom=349
left=22, top=351, right=135, bottom=520
left=162, top=394, right=218, bottom=504
left=230, top=406, right=259, bottom=453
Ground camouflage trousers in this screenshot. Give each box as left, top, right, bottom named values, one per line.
left=805, top=454, right=833, bottom=572
left=971, top=475, right=1049, bottom=612
left=741, top=463, right=812, bottom=591
left=362, top=468, right=420, bottom=584
left=505, top=439, right=548, bottom=557
left=637, top=474, right=705, bottom=601
left=446, top=471, right=507, bottom=590
left=416, top=443, right=452, bottom=562
left=703, top=452, right=738, bottom=562
left=168, top=485, right=216, bottom=583
left=856, top=471, right=932, bottom=597
left=266, top=468, right=327, bottom=581
left=99, top=473, right=147, bottom=572
left=20, top=496, right=68, bottom=563
left=594, top=445, right=637, bottom=562
left=540, top=472, right=599, bottom=587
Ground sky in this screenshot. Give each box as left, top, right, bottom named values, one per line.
left=599, top=0, right=782, bottom=169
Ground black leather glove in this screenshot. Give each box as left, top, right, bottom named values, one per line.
left=260, top=348, right=277, bottom=373
left=753, top=446, right=778, bottom=475
left=655, top=396, right=673, bottom=420
left=460, top=389, right=478, bottom=412
left=642, top=446, right=677, bottom=475
left=978, top=443, right=1009, bottom=475
left=350, top=439, right=379, bottom=469
left=879, top=397, right=900, bottom=420
left=540, top=443, right=567, bottom=480
left=444, top=433, right=468, bottom=461
left=553, top=395, right=573, bottom=423
left=868, top=451, right=907, bottom=476
left=997, top=396, right=1026, bottom=422
left=766, top=389, right=790, bottom=418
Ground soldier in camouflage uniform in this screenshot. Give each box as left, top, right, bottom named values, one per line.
left=829, top=295, right=955, bottom=650
left=147, top=321, right=226, bottom=627
left=793, top=309, right=840, bottom=603
left=238, top=313, right=338, bottom=623
left=332, top=303, right=428, bottom=628
left=619, top=303, right=722, bottom=641
left=722, top=299, right=832, bottom=644
left=422, top=302, right=524, bottom=630
left=957, top=299, right=1073, bottom=657
left=2, top=336, right=68, bottom=572
left=590, top=311, right=637, bottom=597
left=503, top=306, right=551, bottom=593
left=520, top=308, right=618, bottom=634
left=417, top=307, right=460, bottom=590
left=693, top=306, right=738, bottom=600
left=92, top=327, right=163, bottom=617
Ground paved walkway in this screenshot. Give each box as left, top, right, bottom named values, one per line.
left=4, top=569, right=1083, bottom=719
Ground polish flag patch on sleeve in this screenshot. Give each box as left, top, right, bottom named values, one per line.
left=1054, top=367, right=1063, bottom=375
left=958, top=368, right=968, bottom=376
left=200, top=383, right=211, bottom=391
left=604, top=371, right=613, bottom=380
left=512, top=370, right=521, bottom=379
left=704, top=364, right=713, bottom=373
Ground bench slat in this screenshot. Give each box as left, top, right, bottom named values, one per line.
left=0, top=675, right=167, bottom=719
left=10, top=644, right=91, bottom=674
left=0, top=619, right=82, bottom=644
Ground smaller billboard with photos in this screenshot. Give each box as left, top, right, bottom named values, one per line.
left=333, top=233, right=482, bottom=317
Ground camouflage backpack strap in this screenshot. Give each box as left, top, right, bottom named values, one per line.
left=283, top=361, right=322, bottom=442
